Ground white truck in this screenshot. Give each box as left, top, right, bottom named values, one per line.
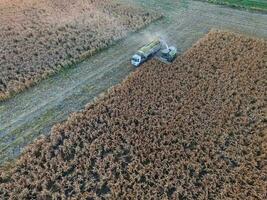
left=131, top=38, right=177, bottom=67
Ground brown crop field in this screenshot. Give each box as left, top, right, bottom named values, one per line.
left=0, top=30, right=266, bottom=199
left=0, top=0, right=160, bottom=101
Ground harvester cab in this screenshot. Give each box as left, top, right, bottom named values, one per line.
left=160, top=46, right=177, bottom=62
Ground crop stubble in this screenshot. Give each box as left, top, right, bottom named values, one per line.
left=0, top=0, right=160, bottom=101
left=0, top=30, right=266, bottom=199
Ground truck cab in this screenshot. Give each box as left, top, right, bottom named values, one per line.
left=131, top=54, right=142, bottom=67
left=131, top=51, right=148, bottom=67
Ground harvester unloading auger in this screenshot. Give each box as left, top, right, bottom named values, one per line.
left=131, top=37, right=178, bottom=67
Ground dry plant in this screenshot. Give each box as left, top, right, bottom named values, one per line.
left=0, top=0, right=161, bottom=101
left=0, top=30, right=266, bottom=199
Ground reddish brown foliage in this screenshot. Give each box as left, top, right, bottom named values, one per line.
left=0, top=30, right=266, bottom=199
left=0, top=0, right=160, bottom=101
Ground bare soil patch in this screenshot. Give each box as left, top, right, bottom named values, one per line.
left=0, top=0, right=160, bottom=101
left=0, top=30, right=266, bottom=199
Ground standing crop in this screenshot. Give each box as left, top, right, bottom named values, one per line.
left=0, top=0, right=161, bottom=101
left=0, top=30, right=266, bottom=199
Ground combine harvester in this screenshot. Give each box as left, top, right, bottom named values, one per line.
left=131, top=37, right=178, bottom=67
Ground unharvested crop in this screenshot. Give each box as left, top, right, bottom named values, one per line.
left=0, top=0, right=160, bottom=101
left=0, top=30, right=266, bottom=199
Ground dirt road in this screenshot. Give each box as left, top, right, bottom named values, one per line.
left=0, top=0, right=267, bottom=165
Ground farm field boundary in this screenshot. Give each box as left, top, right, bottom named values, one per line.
left=196, top=0, right=267, bottom=12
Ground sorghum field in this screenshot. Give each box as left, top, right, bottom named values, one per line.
left=0, top=0, right=160, bottom=101
left=0, top=30, right=266, bottom=199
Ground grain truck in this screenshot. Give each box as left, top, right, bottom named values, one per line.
left=131, top=38, right=177, bottom=67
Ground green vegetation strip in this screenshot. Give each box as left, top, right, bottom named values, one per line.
left=201, top=0, right=267, bottom=12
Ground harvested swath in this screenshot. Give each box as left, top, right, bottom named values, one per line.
left=0, top=30, right=266, bottom=199
left=0, top=0, right=161, bottom=101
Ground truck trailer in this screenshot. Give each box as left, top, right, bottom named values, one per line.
left=131, top=38, right=177, bottom=67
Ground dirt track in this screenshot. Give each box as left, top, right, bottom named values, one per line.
left=0, top=0, right=267, bottom=165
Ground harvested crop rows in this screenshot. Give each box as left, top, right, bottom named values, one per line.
left=1, top=30, right=266, bottom=199
left=0, top=0, right=160, bottom=101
